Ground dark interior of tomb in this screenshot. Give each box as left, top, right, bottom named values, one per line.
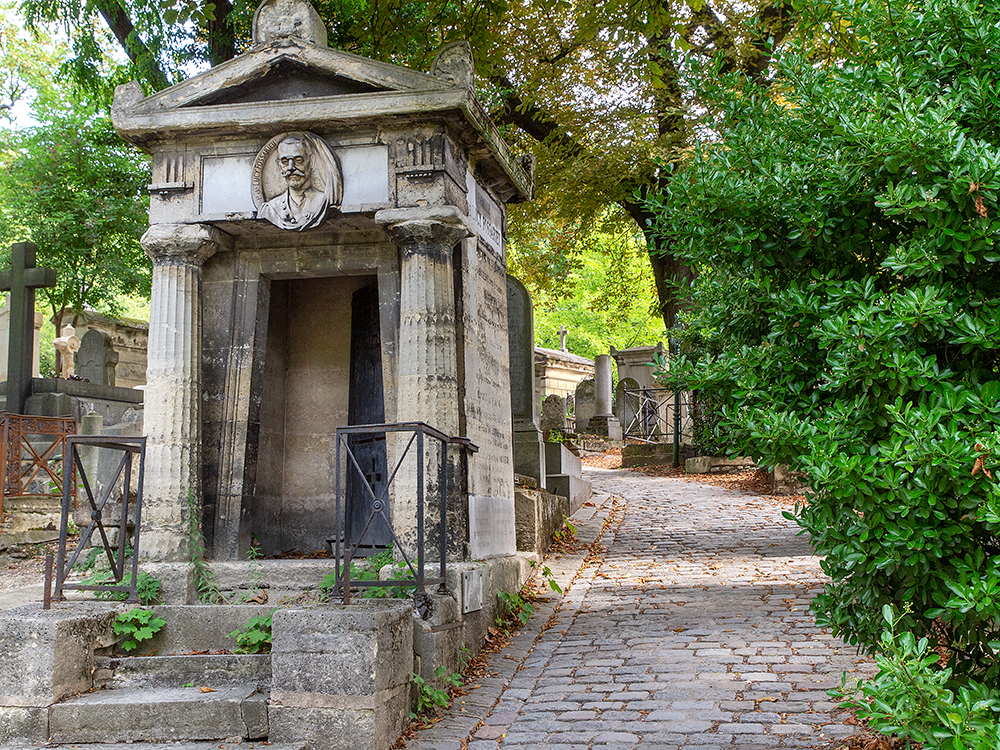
left=250, top=274, right=389, bottom=558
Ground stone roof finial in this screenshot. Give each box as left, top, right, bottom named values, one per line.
left=252, top=0, right=328, bottom=47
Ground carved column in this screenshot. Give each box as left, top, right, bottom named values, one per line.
left=140, top=223, right=226, bottom=561
left=375, top=207, right=473, bottom=559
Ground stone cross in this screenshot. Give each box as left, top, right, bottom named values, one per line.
left=558, top=325, right=568, bottom=352
left=0, top=243, right=56, bottom=414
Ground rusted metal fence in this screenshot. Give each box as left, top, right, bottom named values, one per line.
left=331, top=421, right=477, bottom=619
left=0, top=413, right=77, bottom=514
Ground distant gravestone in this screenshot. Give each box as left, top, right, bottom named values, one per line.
left=508, top=275, right=546, bottom=487
left=77, top=329, right=119, bottom=386
left=615, top=377, right=640, bottom=433
left=540, top=394, right=565, bottom=433
left=574, top=379, right=595, bottom=433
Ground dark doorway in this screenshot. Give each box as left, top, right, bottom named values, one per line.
left=345, top=281, right=391, bottom=556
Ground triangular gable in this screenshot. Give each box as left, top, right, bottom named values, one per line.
left=128, top=41, right=456, bottom=116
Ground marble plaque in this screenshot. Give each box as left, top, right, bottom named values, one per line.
left=465, top=170, right=503, bottom=256
left=202, top=154, right=256, bottom=214
left=468, top=494, right=516, bottom=559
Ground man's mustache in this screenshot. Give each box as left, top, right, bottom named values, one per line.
left=282, top=166, right=306, bottom=177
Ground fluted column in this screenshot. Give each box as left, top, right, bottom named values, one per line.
left=375, top=207, right=473, bottom=560
left=140, top=223, right=226, bottom=561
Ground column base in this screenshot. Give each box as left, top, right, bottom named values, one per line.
left=587, top=415, right=623, bottom=441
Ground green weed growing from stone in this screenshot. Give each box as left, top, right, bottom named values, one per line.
left=229, top=608, right=277, bottom=654
left=113, top=607, right=165, bottom=653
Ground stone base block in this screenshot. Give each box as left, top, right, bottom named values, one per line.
left=544, top=441, right=581, bottom=476
left=269, top=689, right=407, bottom=750
left=269, top=602, right=412, bottom=750
left=684, top=455, right=756, bottom=474
left=623, top=443, right=679, bottom=468
left=514, top=489, right=569, bottom=556
left=772, top=464, right=810, bottom=495
left=0, top=603, right=118, bottom=710
left=513, top=428, right=547, bottom=490
left=0, top=706, right=47, bottom=745
left=546, top=474, right=592, bottom=514
left=586, top=414, right=622, bottom=441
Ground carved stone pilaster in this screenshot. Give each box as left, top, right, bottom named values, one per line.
left=375, top=207, right=473, bottom=433
left=140, top=223, right=228, bottom=561
left=375, top=207, right=473, bottom=561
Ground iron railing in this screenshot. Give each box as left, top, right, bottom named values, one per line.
left=331, top=422, right=477, bottom=619
left=0, top=413, right=76, bottom=513
left=53, top=436, right=146, bottom=604
left=621, top=387, right=692, bottom=445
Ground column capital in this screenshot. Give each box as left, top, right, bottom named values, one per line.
left=141, top=223, right=230, bottom=266
left=374, top=206, right=475, bottom=250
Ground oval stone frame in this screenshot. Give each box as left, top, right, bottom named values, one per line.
left=251, top=131, right=344, bottom=228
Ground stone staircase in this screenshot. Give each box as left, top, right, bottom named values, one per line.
left=46, top=606, right=273, bottom=744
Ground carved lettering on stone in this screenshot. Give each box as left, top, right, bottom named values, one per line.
left=252, top=131, right=343, bottom=231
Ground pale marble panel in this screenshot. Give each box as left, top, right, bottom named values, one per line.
left=339, top=145, right=390, bottom=207
left=468, top=494, right=516, bottom=559
left=201, top=154, right=255, bottom=214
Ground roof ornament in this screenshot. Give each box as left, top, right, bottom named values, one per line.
left=430, top=41, right=475, bottom=89
left=252, top=0, right=328, bottom=47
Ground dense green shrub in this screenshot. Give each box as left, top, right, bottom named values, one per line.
left=647, top=0, right=1000, bottom=687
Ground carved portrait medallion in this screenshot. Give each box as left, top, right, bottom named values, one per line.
left=252, top=131, right=343, bottom=231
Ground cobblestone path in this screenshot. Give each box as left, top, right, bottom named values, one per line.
left=411, top=468, right=875, bottom=750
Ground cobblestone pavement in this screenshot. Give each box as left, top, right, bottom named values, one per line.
left=406, top=468, right=876, bottom=750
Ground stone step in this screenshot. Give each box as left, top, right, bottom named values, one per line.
left=48, top=686, right=268, bottom=744
left=94, top=653, right=271, bottom=690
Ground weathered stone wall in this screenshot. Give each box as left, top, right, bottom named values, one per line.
left=460, top=237, right=515, bottom=558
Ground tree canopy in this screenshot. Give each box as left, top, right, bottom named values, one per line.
left=18, top=0, right=800, bottom=331
left=0, top=57, right=151, bottom=333
left=648, top=0, right=1000, bottom=710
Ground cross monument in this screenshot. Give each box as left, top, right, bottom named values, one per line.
left=0, top=243, right=56, bottom=414
left=558, top=325, right=568, bottom=352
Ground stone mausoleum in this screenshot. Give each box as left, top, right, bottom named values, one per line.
left=112, top=0, right=532, bottom=564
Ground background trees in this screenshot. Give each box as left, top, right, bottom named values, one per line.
left=648, top=0, right=1000, bottom=714
left=0, top=12, right=151, bottom=347
left=19, top=0, right=801, bottom=332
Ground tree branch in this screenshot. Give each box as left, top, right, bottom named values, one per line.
left=205, top=0, right=237, bottom=66
left=92, top=0, right=170, bottom=89
left=489, top=74, right=586, bottom=158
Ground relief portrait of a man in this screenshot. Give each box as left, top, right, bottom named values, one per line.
left=253, top=131, right=343, bottom=231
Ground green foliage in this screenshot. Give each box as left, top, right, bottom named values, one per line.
left=529, top=559, right=563, bottom=594
left=0, top=88, right=151, bottom=333
left=113, top=607, right=165, bottom=652
left=319, top=546, right=416, bottom=600
left=837, top=606, right=1000, bottom=748
left=229, top=609, right=276, bottom=654
left=408, top=670, right=450, bottom=719
left=647, top=0, right=1000, bottom=687
left=510, top=220, right=664, bottom=360
left=496, top=590, right=534, bottom=634
left=84, top=569, right=161, bottom=605
left=185, top=491, right=223, bottom=604
left=552, top=516, right=576, bottom=545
